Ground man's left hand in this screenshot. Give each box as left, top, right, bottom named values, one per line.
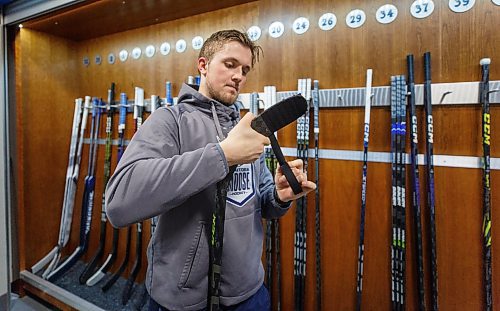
left=274, top=159, right=316, bottom=202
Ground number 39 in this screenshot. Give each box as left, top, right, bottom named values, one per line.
left=454, top=0, right=470, bottom=6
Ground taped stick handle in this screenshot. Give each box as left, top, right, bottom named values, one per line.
left=407, top=55, right=415, bottom=84
left=424, top=52, right=431, bottom=82
left=269, top=135, right=302, bottom=195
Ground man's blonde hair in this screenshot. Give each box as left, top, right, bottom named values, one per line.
left=199, top=29, right=262, bottom=68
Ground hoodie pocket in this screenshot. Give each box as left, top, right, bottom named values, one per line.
left=178, top=222, right=208, bottom=289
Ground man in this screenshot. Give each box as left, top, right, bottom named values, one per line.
left=106, top=29, right=316, bottom=311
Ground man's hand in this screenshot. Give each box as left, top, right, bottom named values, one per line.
left=219, top=112, right=270, bottom=166
left=275, top=159, right=316, bottom=202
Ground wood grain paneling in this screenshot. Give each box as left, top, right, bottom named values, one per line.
left=15, top=28, right=80, bottom=270
left=23, top=0, right=257, bottom=42
left=12, top=0, right=500, bottom=310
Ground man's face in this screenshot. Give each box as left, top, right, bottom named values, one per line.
left=198, top=41, right=252, bottom=106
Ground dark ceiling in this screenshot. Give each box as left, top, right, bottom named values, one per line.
left=22, top=0, right=255, bottom=41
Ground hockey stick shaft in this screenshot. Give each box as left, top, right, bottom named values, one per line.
left=122, top=88, right=146, bottom=304
left=424, top=51, right=438, bottom=311
left=407, top=55, right=426, bottom=311
left=122, top=222, right=143, bottom=305
left=79, top=100, right=112, bottom=284
left=101, top=92, right=129, bottom=291
left=480, top=57, right=492, bottom=311
left=312, top=80, right=321, bottom=311
left=356, top=69, right=372, bottom=311
left=86, top=85, right=119, bottom=286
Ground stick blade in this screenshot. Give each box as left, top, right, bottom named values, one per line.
left=251, top=94, right=307, bottom=136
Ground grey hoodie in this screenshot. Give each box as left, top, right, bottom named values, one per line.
left=105, top=84, right=291, bottom=310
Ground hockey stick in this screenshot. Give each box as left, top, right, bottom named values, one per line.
left=424, top=52, right=439, bottom=311
left=294, top=79, right=309, bottom=311
left=259, top=88, right=277, bottom=307
left=251, top=94, right=308, bottom=195
left=101, top=93, right=130, bottom=292
left=390, top=76, right=400, bottom=310
left=122, top=87, right=145, bottom=305
left=79, top=85, right=116, bottom=284
left=122, top=222, right=143, bottom=305
left=208, top=94, right=307, bottom=311
left=262, top=86, right=283, bottom=311
left=312, top=79, right=321, bottom=311
left=292, top=78, right=311, bottom=311
left=294, top=85, right=304, bottom=311
left=302, top=79, right=311, bottom=311
left=269, top=86, right=282, bottom=311
left=86, top=85, right=122, bottom=286
left=251, top=92, right=274, bottom=297
left=273, top=213, right=281, bottom=311
left=356, top=69, right=372, bottom=311
left=407, top=54, right=426, bottom=311
left=46, top=98, right=100, bottom=281
left=32, top=98, right=86, bottom=275
left=207, top=166, right=236, bottom=311
left=398, top=75, right=408, bottom=310
left=480, top=57, right=493, bottom=311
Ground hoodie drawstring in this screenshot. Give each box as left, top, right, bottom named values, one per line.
left=211, top=103, right=226, bottom=141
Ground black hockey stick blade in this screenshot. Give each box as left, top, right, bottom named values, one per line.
left=123, top=223, right=143, bottom=305
left=251, top=94, right=307, bottom=135
left=251, top=94, right=307, bottom=195
left=102, top=227, right=131, bottom=292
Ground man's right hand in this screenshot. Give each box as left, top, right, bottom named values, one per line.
left=219, top=112, right=270, bottom=166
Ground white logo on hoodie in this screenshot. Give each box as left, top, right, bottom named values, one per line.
left=226, top=163, right=255, bottom=207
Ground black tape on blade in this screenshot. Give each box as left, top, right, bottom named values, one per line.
left=251, top=94, right=308, bottom=195
left=251, top=94, right=307, bottom=135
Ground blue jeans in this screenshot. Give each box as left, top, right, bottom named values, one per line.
left=148, top=284, right=270, bottom=311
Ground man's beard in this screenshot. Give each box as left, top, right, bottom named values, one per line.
left=206, top=80, right=238, bottom=106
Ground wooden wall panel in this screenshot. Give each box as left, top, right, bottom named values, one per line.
left=77, top=2, right=260, bottom=102
left=13, top=0, right=500, bottom=310
left=23, top=0, right=256, bottom=42
left=15, top=29, right=80, bottom=270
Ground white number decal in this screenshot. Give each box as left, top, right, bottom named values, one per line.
left=119, top=50, right=128, bottom=62
left=318, top=13, right=337, bottom=31
left=247, top=26, right=262, bottom=41
left=145, top=45, right=155, bottom=58
left=269, top=21, right=285, bottom=38
left=176, top=39, right=187, bottom=53
left=449, top=0, right=475, bottom=13
left=160, top=42, right=171, bottom=56
left=132, top=47, right=141, bottom=59
left=410, top=0, right=435, bottom=19
left=192, top=36, right=204, bottom=50
left=346, top=9, right=366, bottom=29
left=376, top=4, right=398, bottom=24
left=293, top=17, right=310, bottom=35
left=107, top=53, right=115, bottom=64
